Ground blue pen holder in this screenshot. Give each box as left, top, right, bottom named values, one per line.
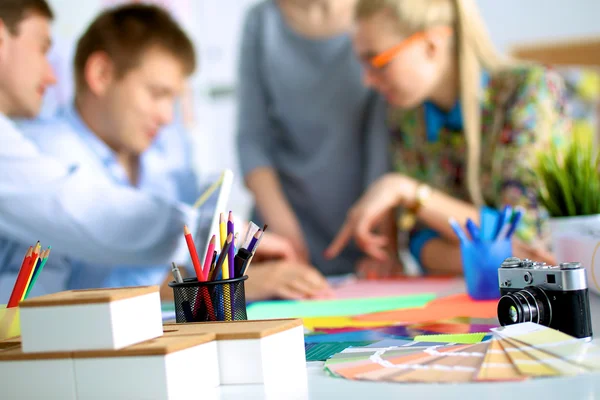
left=460, top=239, right=512, bottom=300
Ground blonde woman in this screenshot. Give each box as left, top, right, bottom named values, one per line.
left=325, top=0, right=570, bottom=275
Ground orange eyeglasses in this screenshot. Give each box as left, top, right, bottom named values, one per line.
left=367, top=26, right=454, bottom=70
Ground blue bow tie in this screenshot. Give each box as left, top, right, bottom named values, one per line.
left=423, top=100, right=463, bottom=142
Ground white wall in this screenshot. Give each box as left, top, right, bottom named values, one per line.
left=43, top=0, right=599, bottom=219
left=479, top=0, right=600, bottom=52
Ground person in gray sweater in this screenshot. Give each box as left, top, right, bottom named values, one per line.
left=236, top=0, right=389, bottom=286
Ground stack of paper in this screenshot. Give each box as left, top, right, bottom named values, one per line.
left=323, top=322, right=600, bottom=383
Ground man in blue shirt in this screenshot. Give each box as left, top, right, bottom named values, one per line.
left=19, top=4, right=205, bottom=292
left=0, top=1, right=311, bottom=300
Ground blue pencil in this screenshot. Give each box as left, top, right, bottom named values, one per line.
left=448, top=218, right=469, bottom=244
left=504, top=209, right=524, bottom=239
left=247, top=230, right=261, bottom=253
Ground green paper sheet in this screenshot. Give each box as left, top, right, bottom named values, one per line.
left=306, top=341, right=374, bottom=361
left=413, top=332, right=488, bottom=344
left=247, top=293, right=435, bottom=319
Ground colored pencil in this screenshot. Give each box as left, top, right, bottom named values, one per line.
left=202, top=236, right=216, bottom=281
left=7, top=247, right=34, bottom=308
left=227, top=212, right=235, bottom=280
left=183, top=225, right=203, bottom=280
left=247, top=230, right=261, bottom=253
left=219, top=214, right=228, bottom=280
left=21, top=242, right=41, bottom=300
left=251, top=224, right=268, bottom=255
left=24, top=247, right=51, bottom=300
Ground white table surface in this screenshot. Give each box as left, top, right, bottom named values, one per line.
left=214, top=288, right=600, bottom=400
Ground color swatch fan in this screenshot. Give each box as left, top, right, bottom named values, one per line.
left=324, top=322, right=600, bottom=384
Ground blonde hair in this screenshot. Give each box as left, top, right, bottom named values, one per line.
left=356, top=0, right=509, bottom=206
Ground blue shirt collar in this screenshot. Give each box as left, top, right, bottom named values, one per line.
left=61, top=103, right=167, bottom=167
left=423, top=71, right=490, bottom=142
left=62, top=103, right=117, bottom=167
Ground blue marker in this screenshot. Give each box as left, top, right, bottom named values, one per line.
left=481, top=206, right=500, bottom=241
left=465, top=218, right=481, bottom=244
left=494, top=205, right=512, bottom=240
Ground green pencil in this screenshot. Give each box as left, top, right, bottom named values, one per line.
left=24, top=246, right=51, bottom=300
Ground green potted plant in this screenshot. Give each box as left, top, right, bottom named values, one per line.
left=536, top=129, right=600, bottom=295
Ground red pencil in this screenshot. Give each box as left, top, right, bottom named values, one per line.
left=202, top=235, right=216, bottom=282
left=183, top=225, right=203, bottom=280
left=7, top=247, right=34, bottom=308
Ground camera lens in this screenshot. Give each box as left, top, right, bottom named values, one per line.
left=497, top=286, right=552, bottom=327
left=507, top=305, right=518, bottom=323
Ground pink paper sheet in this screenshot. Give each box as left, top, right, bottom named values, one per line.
left=325, top=277, right=463, bottom=300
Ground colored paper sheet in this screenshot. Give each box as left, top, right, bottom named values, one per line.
left=302, top=316, right=399, bottom=330
left=324, top=341, right=490, bottom=382
left=319, top=277, right=463, bottom=300
left=322, top=321, right=598, bottom=384
left=386, top=343, right=489, bottom=383
left=354, top=293, right=498, bottom=323
left=413, top=332, right=488, bottom=344
left=304, top=329, right=409, bottom=344
left=325, top=346, right=436, bottom=378
left=161, top=302, right=176, bottom=322
left=492, top=323, right=600, bottom=370
left=311, top=318, right=498, bottom=338
left=365, top=339, right=444, bottom=348
left=411, top=319, right=498, bottom=334
left=314, top=325, right=414, bottom=337
left=499, top=336, right=587, bottom=375
left=247, top=293, right=435, bottom=319
left=497, top=338, right=559, bottom=377
left=305, top=341, right=374, bottom=361
left=476, top=338, right=526, bottom=381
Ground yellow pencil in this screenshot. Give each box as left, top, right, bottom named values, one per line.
left=219, top=217, right=232, bottom=321
left=193, top=172, right=225, bottom=209
left=21, top=242, right=41, bottom=301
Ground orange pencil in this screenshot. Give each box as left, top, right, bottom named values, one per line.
left=183, top=225, right=203, bottom=280
left=7, top=247, right=34, bottom=308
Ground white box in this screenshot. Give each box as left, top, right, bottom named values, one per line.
left=0, top=347, right=76, bottom=400
left=164, top=319, right=307, bottom=385
left=73, top=334, right=219, bottom=400
left=20, top=286, right=163, bottom=353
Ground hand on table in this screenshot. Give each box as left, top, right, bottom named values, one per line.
left=245, top=260, right=333, bottom=301
left=356, top=257, right=405, bottom=280
left=325, top=173, right=417, bottom=261
left=252, top=231, right=299, bottom=262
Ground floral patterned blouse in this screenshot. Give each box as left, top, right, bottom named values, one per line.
left=387, top=65, right=572, bottom=256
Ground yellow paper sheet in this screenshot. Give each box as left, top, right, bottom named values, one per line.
left=302, top=316, right=399, bottom=330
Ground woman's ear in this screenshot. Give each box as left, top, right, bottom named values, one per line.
left=83, top=51, right=114, bottom=96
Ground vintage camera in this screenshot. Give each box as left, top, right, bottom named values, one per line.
left=497, top=257, right=593, bottom=339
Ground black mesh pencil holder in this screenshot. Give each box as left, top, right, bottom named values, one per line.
left=168, top=276, right=248, bottom=323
